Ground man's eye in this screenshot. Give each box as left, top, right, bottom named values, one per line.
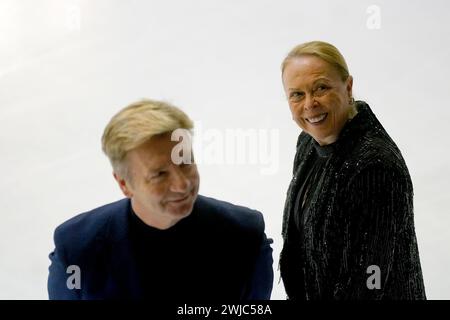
left=153, top=171, right=166, bottom=179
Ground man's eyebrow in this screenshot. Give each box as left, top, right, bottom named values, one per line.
left=146, top=165, right=166, bottom=175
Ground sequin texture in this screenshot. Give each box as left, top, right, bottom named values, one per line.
left=279, top=101, right=426, bottom=300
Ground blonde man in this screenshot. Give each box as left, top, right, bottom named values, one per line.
left=48, top=99, right=273, bottom=300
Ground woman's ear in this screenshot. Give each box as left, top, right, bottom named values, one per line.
left=346, top=75, right=353, bottom=98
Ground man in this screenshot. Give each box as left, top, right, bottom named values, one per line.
left=48, top=99, right=273, bottom=300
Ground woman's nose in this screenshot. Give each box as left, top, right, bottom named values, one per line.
left=304, top=93, right=317, bottom=111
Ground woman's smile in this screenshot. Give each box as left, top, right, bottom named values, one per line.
left=305, top=112, right=328, bottom=125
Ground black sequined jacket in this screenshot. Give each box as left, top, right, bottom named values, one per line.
left=280, top=101, right=426, bottom=300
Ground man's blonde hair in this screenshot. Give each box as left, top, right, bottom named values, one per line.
left=101, top=99, right=194, bottom=178
left=281, top=41, right=350, bottom=81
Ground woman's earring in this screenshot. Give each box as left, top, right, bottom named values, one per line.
left=349, top=97, right=355, bottom=105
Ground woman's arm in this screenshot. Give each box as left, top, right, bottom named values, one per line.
left=334, top=164, right=418, bottom=299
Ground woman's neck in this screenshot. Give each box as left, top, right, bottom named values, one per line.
left=348, top=103, right=358, bottom=120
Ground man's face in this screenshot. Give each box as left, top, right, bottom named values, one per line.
left=282, top=55, right=353, bottom=146
left=114, top=132, right=200, bottom=229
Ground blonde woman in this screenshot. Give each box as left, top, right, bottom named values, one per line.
left=279, top=41, right=426, bottom=299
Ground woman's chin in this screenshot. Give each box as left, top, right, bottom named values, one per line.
left=309, top=132, right=338, bottom=146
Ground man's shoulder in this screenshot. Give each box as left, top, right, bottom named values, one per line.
left=194, top=195, right=265, bottom=233
left=53, top=199, right=130, bottom=253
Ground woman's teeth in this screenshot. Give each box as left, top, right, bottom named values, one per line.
left=306, top=113, right=327, bottom=124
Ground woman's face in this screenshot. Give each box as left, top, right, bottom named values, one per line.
left=282, top=55, right=353, bottom=146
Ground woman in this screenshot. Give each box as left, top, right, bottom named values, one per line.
left=279, top=41, right=426, bottom=299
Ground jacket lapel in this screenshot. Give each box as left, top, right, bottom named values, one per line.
left=282, top=133, right=316, bottom=240
left=104, top=199, right=143, bottom=299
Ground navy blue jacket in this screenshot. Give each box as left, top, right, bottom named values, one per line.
left=48, top=195, right=273, bottom=300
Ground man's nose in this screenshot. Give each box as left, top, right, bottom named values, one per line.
left=170, top=168, right=190, bottom=193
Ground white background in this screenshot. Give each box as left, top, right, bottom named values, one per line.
left=1, top=0, right=449, bottom=300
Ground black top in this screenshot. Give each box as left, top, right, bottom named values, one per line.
left=293, top=142, right=333, bottom=231
left=280, top=101, right=426, bottom=300
left=125, top=197, right=269, bottom=300
left=129, top=208, right=198, bottom=300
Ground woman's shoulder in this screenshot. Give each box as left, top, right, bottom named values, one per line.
left=359, top=131, right=405, bottom=165
left=342, top=131, right=412, bottom=185
left=346, top=101, right=409, bottom=172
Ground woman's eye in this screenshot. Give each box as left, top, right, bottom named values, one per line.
left=316, top=85, right=329, bottom=92
left=290, top=92, right=304, bottom=99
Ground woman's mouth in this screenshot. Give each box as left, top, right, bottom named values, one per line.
left=306, top=113, right=328, bottom=125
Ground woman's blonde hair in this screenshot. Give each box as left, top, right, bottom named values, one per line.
left=281, top=41, right=350, bottom=81
left=101, top=99, right=194, bottom=178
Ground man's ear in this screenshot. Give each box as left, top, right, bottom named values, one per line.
left=113, top=172, right=133, bottom=198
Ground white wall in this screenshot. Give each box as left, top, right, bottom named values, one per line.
left=0, top=0, right=449, bottom=299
